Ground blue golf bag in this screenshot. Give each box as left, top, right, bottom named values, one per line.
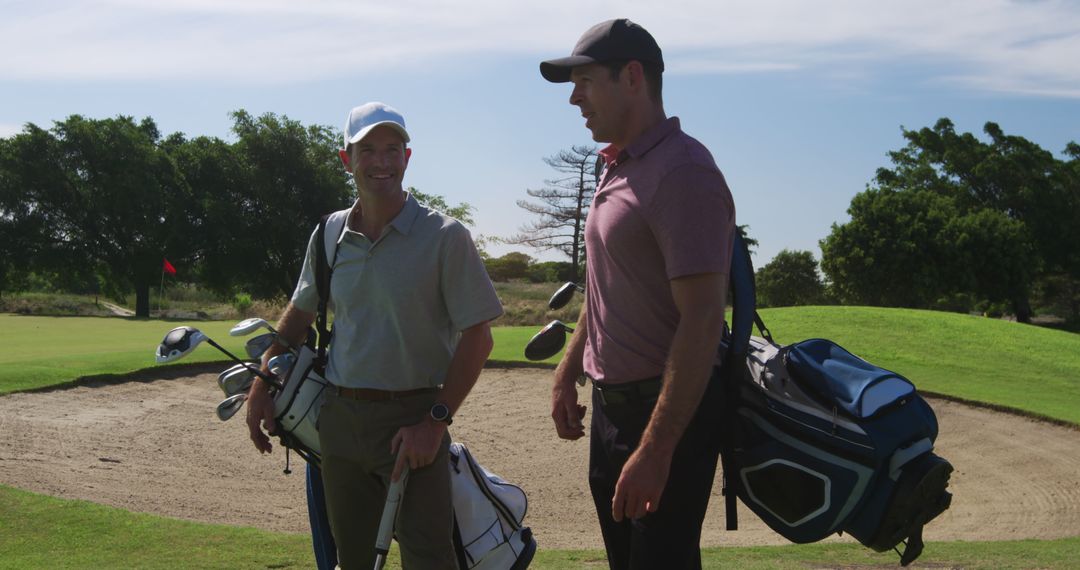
left=720, top=234, right=953, bottom=566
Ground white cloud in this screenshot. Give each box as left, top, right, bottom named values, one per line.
left=2, top=0, right=1079, bottom=97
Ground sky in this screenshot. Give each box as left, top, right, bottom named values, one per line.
left=2, top=0, right=1079, bottom=266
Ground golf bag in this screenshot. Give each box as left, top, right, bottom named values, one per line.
left=719, top=234, right=953, bottom=566
left=450, top=442, right=536, bottom=570
left=270, top=343, right=330, bottom=466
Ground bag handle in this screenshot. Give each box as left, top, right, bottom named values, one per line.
left=314, top=214, right=343, bottom=374
left=719, top=231, right=773, bottom=531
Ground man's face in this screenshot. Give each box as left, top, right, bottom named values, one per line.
left=341, top=125, right=411, bottom=196
left=569, top=63, right=630, bottom=145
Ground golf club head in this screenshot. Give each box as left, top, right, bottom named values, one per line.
left=244, top=332, right=276, bottom=360
left=229, top=317, right=275, bottom=337
left=548, top=282, right=583, bottom=310
left=218, top=364, right=255, bottom=397
left=155, top=326, right=208, bottom=363
left=267, top=352, right=297, bottom=377
left=216, top=393, right=247, bottom=421
left=524, top=319, right=574, bottom=361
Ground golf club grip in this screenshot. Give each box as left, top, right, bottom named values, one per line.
left=374, top=468, right=409, bottom=552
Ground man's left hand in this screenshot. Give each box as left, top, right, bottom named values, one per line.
left=611, top=446, right=673, bottom=522
left=390, top=419, right=446, bottom=482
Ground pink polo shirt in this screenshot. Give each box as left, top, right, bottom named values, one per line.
left=583, top=117, right=736, bottom=383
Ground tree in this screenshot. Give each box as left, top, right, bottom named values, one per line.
left=199, top=110, right=352, bottom=299
left=756, top=250, right=826, bottom=307
left=0, top=116, right=198, bottom=316
left=409, top=187, right=474, bottom=226
left=484, top=252, right=533, bottom=282
left=821, top=118, right=1076, bottom=321
left=505, top=145, right=598, bottom=281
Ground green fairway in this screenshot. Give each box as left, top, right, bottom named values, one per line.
left=0, top=315, right=253, bottom=395
left=489, top=325, right=562, bottom=365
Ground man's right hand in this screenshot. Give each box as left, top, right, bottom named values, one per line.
left=551, top=378, right=586, bottom=440
left=246, top=377, right=277, bottom=454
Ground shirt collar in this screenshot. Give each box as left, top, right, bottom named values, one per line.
left=390, top=192, right=422, bottom=236
left=340, top=191, right=423, bottom=244
left=598, top=116, right=681, bottom=166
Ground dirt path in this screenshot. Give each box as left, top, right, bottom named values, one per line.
left=99, top=301, right=135, bottom=317
left=1, top=366, right=1079, bottom=550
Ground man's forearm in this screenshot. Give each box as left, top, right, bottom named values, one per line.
left=638, top=274, right=728, bottom=457
left=438, top=322, right=494, bottom=415
left=258, top=303, right=316, bottom=371
left=554, top=303, right=588, bottom=386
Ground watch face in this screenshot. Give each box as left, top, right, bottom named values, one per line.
left=431, top=403, right=450, bottom=422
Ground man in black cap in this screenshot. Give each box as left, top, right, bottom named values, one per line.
left=541, top=18, right=737, bottom=570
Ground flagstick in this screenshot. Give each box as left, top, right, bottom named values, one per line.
left=159, top=269, right=165, bottom=316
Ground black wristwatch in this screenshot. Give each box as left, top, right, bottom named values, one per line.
left=430, top=402, right=453, bottom=425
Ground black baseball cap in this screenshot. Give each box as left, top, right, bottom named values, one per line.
left=540, top=18, right=664, bottom=83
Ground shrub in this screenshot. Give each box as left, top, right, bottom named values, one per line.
left=232, top=292, right=254, bottom=316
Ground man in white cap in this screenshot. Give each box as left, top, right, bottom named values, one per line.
left=246, top=102, right=502, bottom=569
left=540, top=19, right=736, bottom=570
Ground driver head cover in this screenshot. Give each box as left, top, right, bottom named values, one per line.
left=155, top=326, right=206, bottom=363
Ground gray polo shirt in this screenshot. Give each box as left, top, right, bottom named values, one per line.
left=291, top=193, right=503, bottom=390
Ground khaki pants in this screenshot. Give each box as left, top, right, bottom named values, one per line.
left=318, top=390, right=457, bottom=570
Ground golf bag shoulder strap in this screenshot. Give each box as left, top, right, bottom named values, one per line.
left=314, top=212, right=347, bottom=371
left=720, top=231, right=771, bottom=531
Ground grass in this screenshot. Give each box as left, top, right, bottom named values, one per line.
left=2, top=305, right=1079, bottom=568
left=3, top=485, right=1079, bottom=569
left=0, top=315, right=255, bottom=395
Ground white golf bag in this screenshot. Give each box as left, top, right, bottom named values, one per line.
left=269, top=344, right=329, bottom=465
left=449, top=442, right=536, bottom=570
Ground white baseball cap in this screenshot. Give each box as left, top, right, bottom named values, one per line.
left=343, top=102, right=410, bottom=148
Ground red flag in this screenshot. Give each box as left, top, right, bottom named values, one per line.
left=162, top=258, right=177, bottom=276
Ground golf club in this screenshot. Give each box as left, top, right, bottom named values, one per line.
left=218, top=363, right=255, bottom=397
left=229, top=317, right=278, bottom=337
left=524, top=319, right=574, bottom=361
left=267, top=353, right=297, bottom=377
left=374, top=465, right=410, bottom=570
left=216, top=393, right=247, bottom=421
left=244, top=332, right=277, bottom=360
left=548, top=281, right=584, bottom=310
left=155, top=326, right=281, bottom=388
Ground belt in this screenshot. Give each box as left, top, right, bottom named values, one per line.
left=335, top=386, right=437, bottom=401
left=593, top=376, right=662, bottom=407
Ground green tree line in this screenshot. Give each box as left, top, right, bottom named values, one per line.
left=754, top=119, right=1079, bottom=325
left=821, top=119, right=1080, bottom=323
left=0, top=112, right=475, bottom=318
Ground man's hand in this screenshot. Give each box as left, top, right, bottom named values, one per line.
left=611, top=445, right=673, bottom=522
left=551, top=380, right=586, bottom=440
left=245, top=377, right=277, bottom=454
left=390, top=419, right=447, bottom=482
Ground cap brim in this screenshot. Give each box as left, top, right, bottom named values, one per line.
left=347, top=121, right=411, bottom=145
left=540, top=55, right=597, bottom=83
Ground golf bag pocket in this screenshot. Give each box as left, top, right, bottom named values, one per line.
left=272, top=345, right=330, bottom=461
left=785, top=339, right=917, bottom=419
left=736, top=407, right=875, bottom=543
left=449, top=442, right=536, bottom=570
